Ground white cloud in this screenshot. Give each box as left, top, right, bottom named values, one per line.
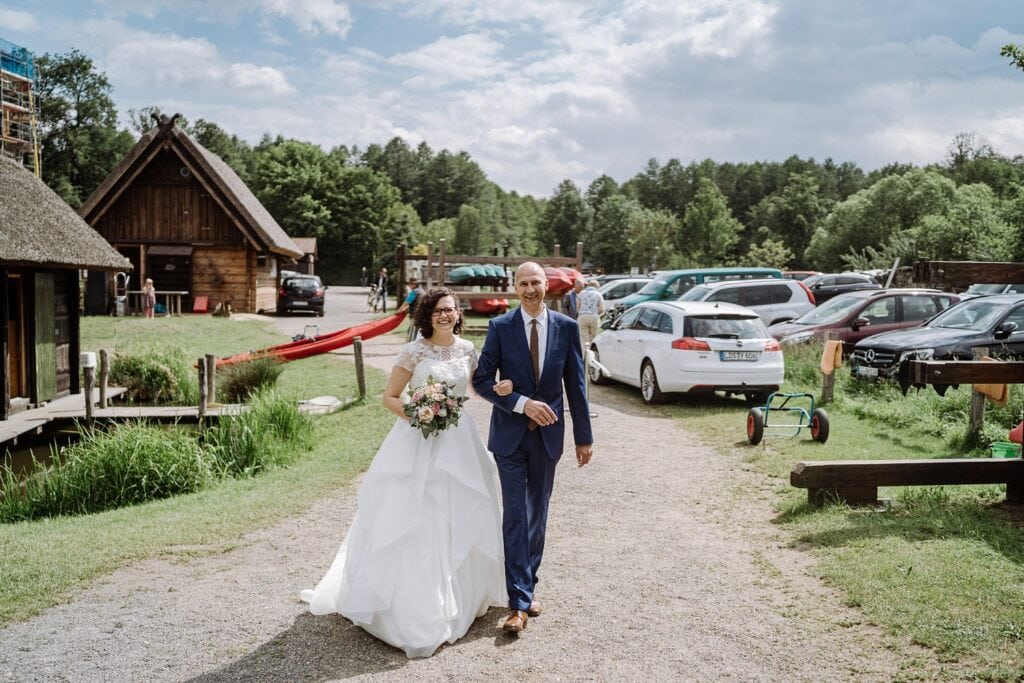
left=259, top=0, right=352, bottom=37
left=0, top=8, right=38, bottom=32
left=84, top=20, right=294, bottom=97
left=390, top=33, right=509, bottom=85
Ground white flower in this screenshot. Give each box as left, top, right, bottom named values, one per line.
left=417, top=405, right=435, bottom=422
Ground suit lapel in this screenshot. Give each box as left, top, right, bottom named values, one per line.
left=541, top=312, right=557, bottom=384
left=509, top=308, right=535, bottom=386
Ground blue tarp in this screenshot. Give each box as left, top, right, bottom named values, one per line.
left=0, top=37, right=36, bottom=81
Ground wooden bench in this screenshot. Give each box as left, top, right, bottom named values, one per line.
left=790, top=459, right=1024, bottom=507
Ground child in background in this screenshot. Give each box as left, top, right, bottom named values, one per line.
left=142, top=278, right=157, bottom=318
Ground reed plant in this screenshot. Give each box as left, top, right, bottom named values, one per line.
left=217, top=357, right=284, bottom=403
left=109, top=347, right=198, bottom=405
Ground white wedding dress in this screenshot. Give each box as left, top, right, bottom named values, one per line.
left=300, top=337, right=506, bottom=658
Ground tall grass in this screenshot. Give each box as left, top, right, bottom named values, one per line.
left=217, top=357, right=284, bottom=403
left=0, top=392, right=313, bottom=522
left=204, top=389, right=313, bottom=477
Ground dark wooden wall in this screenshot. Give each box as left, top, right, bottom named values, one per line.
left=93, top=150, right=244, bottom=246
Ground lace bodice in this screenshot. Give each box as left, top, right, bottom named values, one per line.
left=396, top=337, right=478, bottom=397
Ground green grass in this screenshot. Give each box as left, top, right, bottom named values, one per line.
left=0, top=315, right=392, bottom=625
left=667, top=341, right=1024, bottom=678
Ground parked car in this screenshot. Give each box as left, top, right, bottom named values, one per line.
left=958, top=283, right=1024, bottom=299
left=770, top=289, right=961, bottom=353
left=598, top=277, right=651, bottom=309
left=783, top=270, right=821, bottom=281
left=616, top=267, right=784, bottom=310
left=850, top=293, right=1024, bottom=388
left=589, top=301, right=784, bottom=404
left=676, top=278, right=816, bottom=326
left=590, top=273, right=635, bottom=285
left=277, top=274, right=326, bottom=316
left=802, top=272, right=881, bottom=303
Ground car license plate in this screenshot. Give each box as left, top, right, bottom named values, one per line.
left=855, top=365, right=878, bottom=377
left=292, top=300, right=308, bottom=306
left=720, top=351, right=759, bottom=362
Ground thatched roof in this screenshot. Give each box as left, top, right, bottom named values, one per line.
left=79, top=115, right=303, bottom=259
left=293, top=237, right=317, bottom=257
left=0, top=156, right=131, bottom=271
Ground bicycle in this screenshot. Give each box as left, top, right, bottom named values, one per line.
left=366, top=283, right=380, bottom=312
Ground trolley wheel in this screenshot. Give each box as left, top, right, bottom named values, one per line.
left=747, top=407, right=765, bottom=445
left=810, top=408, right=830, bottom=443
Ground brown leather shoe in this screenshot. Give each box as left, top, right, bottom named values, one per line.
left=526, top=601, right=542, bottom=617
left=501, top=610, right=528, bottom=633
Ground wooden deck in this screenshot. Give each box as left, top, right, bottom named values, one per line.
left=0, top=388, right=127, bottom=446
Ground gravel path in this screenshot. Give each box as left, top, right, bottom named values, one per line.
left=0, top=289, right=912, bottom=681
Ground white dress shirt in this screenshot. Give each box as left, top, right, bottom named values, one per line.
left=513, top=307, right=548, bottom=414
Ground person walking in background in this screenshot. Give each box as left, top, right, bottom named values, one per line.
left=360, top=266, right=368, bottom=288
left=398, top=277, right=427, bottom=341
left=375, top=267, right=389, bottom=313
left=142, top=278, right=157, bottom=319
left=576, top=279, right=605, bottom=350
left=561, top=278, right=584, bottom=319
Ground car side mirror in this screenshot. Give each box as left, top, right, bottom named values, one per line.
left=601, top=320, right=612, bottom=330
left=812, top=283, right=821, bottom=289
left=994, top=321, right=1018, bottom=339
left=851, top=317, right=870, bottom=331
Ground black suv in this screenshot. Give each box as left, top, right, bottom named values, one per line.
left=802, top=272, right=881, bottom=303
left=850, top=294, right=1024, bottom=390
left=277, top=275, right=325, bottom=316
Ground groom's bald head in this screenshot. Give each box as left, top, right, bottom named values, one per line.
left=515, top=262, right=545, bottom=283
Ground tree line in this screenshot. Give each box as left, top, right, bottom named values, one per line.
left=32, top=49, right=1024, bottom=283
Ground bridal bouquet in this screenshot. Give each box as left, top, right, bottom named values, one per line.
left=404, top=375, right=468, bottom=438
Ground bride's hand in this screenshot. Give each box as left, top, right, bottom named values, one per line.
left=493, top=379, right=513, bottom=396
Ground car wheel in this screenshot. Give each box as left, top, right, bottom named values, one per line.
left=317, top=309, right=325, bottom=317
left=810, top=408, right=830, bottom=443
left=747, top=407, right=765, bottom=445
left=640, top=360, right=665, bottom=405
left=588, top=347, right=609, bottom=385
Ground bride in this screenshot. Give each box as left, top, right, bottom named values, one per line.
left=300, top=288, right=507, bottom=658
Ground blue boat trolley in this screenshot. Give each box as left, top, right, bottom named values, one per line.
left=746, top=391, right=829, bottom=445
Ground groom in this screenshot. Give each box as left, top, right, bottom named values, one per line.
left=472, top=261, right=594, bottom=633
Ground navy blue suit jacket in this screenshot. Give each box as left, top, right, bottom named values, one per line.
left=472, top=307, right=593, bottom=458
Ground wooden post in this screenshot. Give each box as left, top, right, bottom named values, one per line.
left=98, top=349, right=109, bottom=409
left=353, top=336, right=366, bottom=399
left=83, top=366, right=95, bottom=427
left=205, top=354, right=216, bottom=404
left=396, top=243, right=406, bottom=311
left=554, top=243, right=561, bottom=258
left=197, top=358, right=207, bottom=431
left=969, top=347, right=988, bottom=437
left=576, top=241, right=584, bottom=271
left=821, top=331, right=838, bottom=405
left=438, top=239, right=447, bottom=287
left=426, top=241, right=434, bottom=289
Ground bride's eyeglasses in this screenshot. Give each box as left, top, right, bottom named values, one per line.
left=431, top=307, right=458, bottom=318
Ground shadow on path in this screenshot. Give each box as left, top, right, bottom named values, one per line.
left=188, top=607, right=512, bottom=682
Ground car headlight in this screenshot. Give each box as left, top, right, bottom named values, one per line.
left=898, top=348, right=934, bottom=363
left=781, top=331, right=815, bottom=344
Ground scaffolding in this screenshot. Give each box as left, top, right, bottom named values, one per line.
left=0, top=37, right=40, bottom=176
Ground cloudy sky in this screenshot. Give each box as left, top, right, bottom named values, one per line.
left=1, top=1, right=1023, bottom=196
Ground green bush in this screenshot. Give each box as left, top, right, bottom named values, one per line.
left=217, top=357, right=284, bottom=403
left=109, top=348, right=198, bottom=405
left=0, top=422, right=213, bottom=522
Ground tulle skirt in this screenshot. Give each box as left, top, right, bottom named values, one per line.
left=300, top=416, right=506, bottom=658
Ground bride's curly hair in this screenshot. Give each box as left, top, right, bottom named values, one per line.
left=414, top=287, right=464, bottom=338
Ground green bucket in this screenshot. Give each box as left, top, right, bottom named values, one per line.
left=990, top=441, right=1022, bottom=458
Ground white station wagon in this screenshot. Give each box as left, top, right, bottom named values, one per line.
left=590, top=301, right=785, bottom=404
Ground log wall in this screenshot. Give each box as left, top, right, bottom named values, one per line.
left=193, top=246, right=253, bottom=313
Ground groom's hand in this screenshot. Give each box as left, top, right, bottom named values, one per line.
left=524, top=399, right=557, bottom=426
left=576, top=444, right=593, bottom=467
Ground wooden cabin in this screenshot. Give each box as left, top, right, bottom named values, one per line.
left=292, top=237, right=317, bottom=276
left=79, top=114, right=303, bottom=314
left=0, top=156, right=131, bottom=419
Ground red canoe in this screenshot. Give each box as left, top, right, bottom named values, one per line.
left=544, top=267, right=574, bottom=294
left=470, top=298, right=509, bottom=314
left=218, top=311, right=407, bottom=366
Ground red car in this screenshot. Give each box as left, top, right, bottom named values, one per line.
left=768, top=288, right=960, bottom=353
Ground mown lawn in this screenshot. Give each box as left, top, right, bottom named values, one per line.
left=673, top=342, right=1024, bottom=680
left=0, top=315, right=394, bottom=625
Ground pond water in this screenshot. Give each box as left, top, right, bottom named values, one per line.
left=2, top=425, right=82, bottom=482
